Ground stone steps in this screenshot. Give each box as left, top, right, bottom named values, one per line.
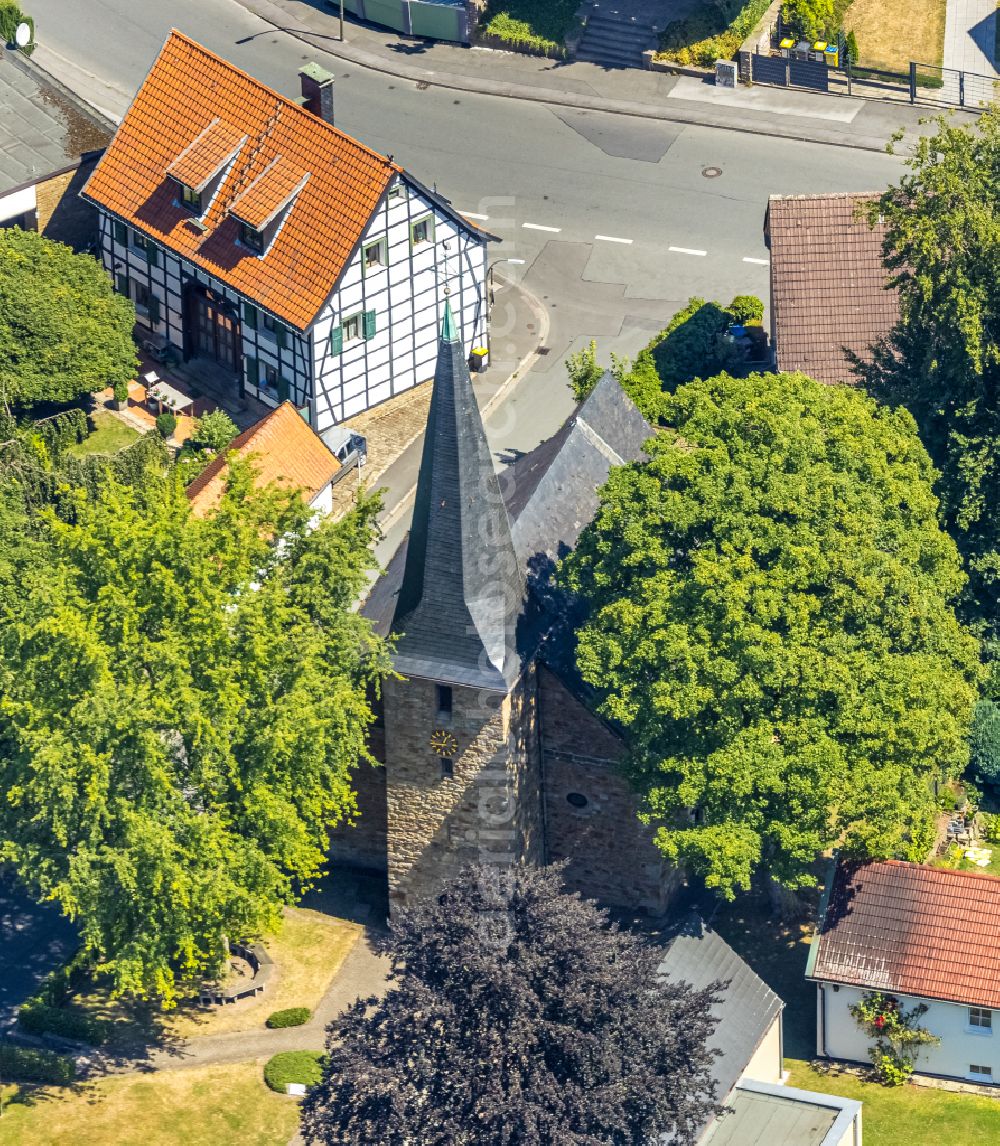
left=574, top=9, right=660, bottom=69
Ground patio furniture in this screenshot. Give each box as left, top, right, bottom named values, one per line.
left=147, top=379, right=193, bottom=417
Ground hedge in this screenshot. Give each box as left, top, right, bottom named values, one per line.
left=657, top=0, right=772, bottom=67
left=18, top=1001, right=108, bottom=1046
left=266, top=1007, right=311, bottom=1029
left=263, top=1051, right=324, bottom=1093
left=0, top=1044, right=76, bottom=1085
left=480, top=0, right=579, bottom=55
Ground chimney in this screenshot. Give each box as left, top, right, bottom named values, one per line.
left=298, top=62, right=335, bottom=126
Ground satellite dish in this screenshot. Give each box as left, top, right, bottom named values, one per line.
left=14, top=22, right=31, bottom=47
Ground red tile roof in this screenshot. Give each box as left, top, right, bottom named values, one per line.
left=186, top=400, right=340, bottom=518
left=83, top=30, right=402, bottom=330
left=166, top=117, right=246, bottom=192
left=230, top=158, right=308, bottom=230
left=766, top=193, right=899, bottom=385
left=809, top=859, right=1000, bottom=1008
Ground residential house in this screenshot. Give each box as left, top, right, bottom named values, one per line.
left=186, top=400, right=341, bottom=518
left=659, top=915, right=863, bottom=1146
left=81, top=31, right=491, bottom=431
left=764, top=193, right=898, bottom=384
left=0, top=50, right=111, bottom=246
left=807, top=858, right=1000, bottom=1086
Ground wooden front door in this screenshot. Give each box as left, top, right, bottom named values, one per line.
left=194, top=291, right=238, bottom=371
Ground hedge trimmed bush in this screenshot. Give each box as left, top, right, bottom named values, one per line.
left=18, top=1001, right=108, bottom=1046
left=155, top=411, right=177, bottom=439
left=0, top=1044, right=76, bottom=1084
left=264, top=1050, right=324, bottom=1093
left=266, top=1006, right=311, bottom=1029
left=481, top=0, right=578, bottom=55
left=657, top=0, right=771, bottom=67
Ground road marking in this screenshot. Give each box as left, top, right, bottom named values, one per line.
left=463, top=212, right=490, bottom=221
left=595, top=234, right=633, bottom=244
left=522, top=222, right=562, bottom=233
left=669, top=245, right=707, bottom=257
left=743, top=256, right=770, bottom=266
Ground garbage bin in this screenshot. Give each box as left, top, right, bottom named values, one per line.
left=469, top=347, right=489, bottom=372
left=824, top=43, right=839, bottom=67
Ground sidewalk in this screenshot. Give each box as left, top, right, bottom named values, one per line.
left=242, top=0, right=981, bottom=150
left=944, top=0, right=999, bottom=75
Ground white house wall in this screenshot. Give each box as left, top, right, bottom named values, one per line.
left=819, top=983, right=1000, bottom=1085
left=741, top=1013, right=783, bottom=1085
left=309, top=181, right=487, bottom=431
left=0, top=184, right=37, bottom=226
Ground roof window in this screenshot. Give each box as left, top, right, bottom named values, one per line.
left=166, top=118, right=246, bottom=216
left=228, top=157, right=308, bottom=258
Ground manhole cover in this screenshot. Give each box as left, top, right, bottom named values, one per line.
left=702, top=166, right=723, bottom=178
left=416, top=80, right=430, bottom=90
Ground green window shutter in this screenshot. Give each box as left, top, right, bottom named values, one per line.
left=277, top=377, right=290, bottom=402
left=147, top=245, right=158, bottom=268
left=330, top=326, right=343, bottom=355
left=363, top=310, right=376, bottom=340
left=113, top=220, right=127, bottom=244
left=148, top=295, right=161, bottom=325
left=242, top=302, right=257, bottom=330
left=246, top=356, right=259, bottom=387
left=116, top=273, right=129, bottom=297
left=276, top=324, right=288, bottom=350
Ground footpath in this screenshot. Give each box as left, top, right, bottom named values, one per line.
left=241, top=0, right=981, bottom=151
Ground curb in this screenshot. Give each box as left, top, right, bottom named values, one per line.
left=237, top=0, right=902, bottom=153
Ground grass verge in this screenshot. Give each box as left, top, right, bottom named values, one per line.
left=845, top=0, right=947, bottom=71
left=65, top=411, right=140, bottom=457
left=0, top=1061, right=298, bottom=1146
left=786, top=1059, right=1000, bottom=1142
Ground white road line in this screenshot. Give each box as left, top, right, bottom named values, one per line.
left=462, top=212, right=490, bottom=221
left=743, top=256, right=770, bottom=266
left=594, top=234, right=633, bottom=244
left=669, top=245, right=707, bottom=257
left=522, top=222, right=562, bottom=233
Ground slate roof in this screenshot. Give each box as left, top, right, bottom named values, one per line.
left=0, top=52, right=111, bottom=196
left=186, top=400, right=340, bottom=518
left=657, top=916, right=784, bottom=1102
left=83, top=30, right=407, bottom=331
left=363, top=371, right=654, bottom=686
left=766, top=193, right=899, bottom=385
left=808, top=859, right=1000, bottom=1009
left=390, top=303, right=525, bottom=692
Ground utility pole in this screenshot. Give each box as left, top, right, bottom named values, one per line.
left=340, top=0, right=345, bottom=42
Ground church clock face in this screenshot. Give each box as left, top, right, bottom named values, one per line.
left=429, top=729, right=458, bottom=757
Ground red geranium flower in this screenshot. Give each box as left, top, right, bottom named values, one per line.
left=874, top=1015, right=885, bottom=1029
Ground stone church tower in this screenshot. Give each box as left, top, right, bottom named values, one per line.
left=330, top=302, right=682, bottom=917
left=383, top=300, right=542, bottom=911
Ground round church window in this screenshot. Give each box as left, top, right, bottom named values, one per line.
left=566, top=792, right=589, bottom=809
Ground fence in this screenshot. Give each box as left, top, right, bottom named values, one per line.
left=335, top=0, right=470, bottom=43
left=910, top=62, right=1000, bottom=108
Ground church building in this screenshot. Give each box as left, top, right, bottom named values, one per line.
left=331, top=302, right=683, bottom=915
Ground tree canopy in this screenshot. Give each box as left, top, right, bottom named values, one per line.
left=856, top=107, right=1000, bottom=641
left=0, top=229, right=137, bottom=409
left=0, top=462, right=387, bottom=1001
left=301, top=864, right=721, bottom=1145
left=562, top=371, right=980, bottom=899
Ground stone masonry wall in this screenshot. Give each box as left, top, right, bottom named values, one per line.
left=326, top=747, right=389, bottom=873
left=539, top=666, right=681, bottom=914
left=383, top=667, right=543, bottom=913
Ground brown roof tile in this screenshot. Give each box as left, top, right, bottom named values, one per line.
left=809, top=859, right=1000, bottom=1008
left=83, top=30, right=401, bottom=330
left=766, top=193, right=899, bottom=385
left=187, top=400, right=340, bottom=517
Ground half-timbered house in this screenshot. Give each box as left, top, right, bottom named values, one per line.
left=82, top=31, right=491, bottom=430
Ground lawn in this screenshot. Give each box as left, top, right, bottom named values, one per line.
left=786, top=1059, right=1000, bottom=1142
left=0, top=1061, right=298, bottom=1146
left=845, top=0, right=947, bottom=71
left=65, top=411, right=140, bottom=457
left=165, top=906, right=361, bottom=1039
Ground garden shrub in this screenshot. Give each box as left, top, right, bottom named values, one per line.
left=648, top=297, right=742, bottom=390
left=727, top=294, right=765, bottom=326
left=266, top=1006, right=311, bottom=1029
left=264, top=1050, right=324, bottom=1092
left=113, top=380, right=130, bottom=404
left=481, top=0, right=579, bottom=54
left=0, top=2, right=32, bottom=50
left=191, top=408, right=238, bottom=452
left=970, top=699, right=1000, bottom=784
left=0, top=1044, right=76, bottom=1084
left=155, top=411, right=177, bottom=439
left=18, top=1001, right=108, bottom=1045
left=657, top=0, right=771, bottom=67
left=850, top=990, right=940, bottom=1085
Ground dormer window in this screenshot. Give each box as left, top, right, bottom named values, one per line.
left=239, top=221, right=265, bottom=254
left=180, top=184, right=203, bottom=214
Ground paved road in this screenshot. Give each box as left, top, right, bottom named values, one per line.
left=29, top=0, right=904, bottom=460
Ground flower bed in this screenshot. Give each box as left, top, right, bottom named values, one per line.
left=656, top=0, right=773, bottom=67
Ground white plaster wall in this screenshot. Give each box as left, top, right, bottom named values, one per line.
left=822, top=983, right=1000, bottom=1083
left=742, top=1013, right=783, bottom=1085
left=309, top=481, right=334, bottom=518
left=0, top=184, right=37, bottom=224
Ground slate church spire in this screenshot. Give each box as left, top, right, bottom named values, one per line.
left=391, top=299, right=523, bottom=692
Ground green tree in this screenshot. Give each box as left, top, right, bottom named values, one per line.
left=565, top=339, right=605, bottom=403
left=191, top=409, right=239, bottom=452
left=856, top=108, right=1000, bottom=639
left=562, top=371, right=980, bottom=899
left=301, top=864, right=721, bottom=1145
left=0, top=462, right=388, bottom=1002
left=969, top=700, right=1000, bottom=785
left=0, top=229, right=137, bottom=408
left=782, top=0, right=837, bottom=40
